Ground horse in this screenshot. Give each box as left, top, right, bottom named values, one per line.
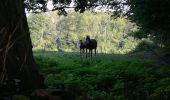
left=79, top=40, right=86, bottom=57
left=85, top=36, right=97, bottom=57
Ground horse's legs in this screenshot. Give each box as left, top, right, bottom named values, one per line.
left=95, top=48, right=97, bottom=56
left=83, top=49, right=85, bottom=57
left=88, top=49, right=90, bottom=57
left=86, top=48, right=88, bottom=58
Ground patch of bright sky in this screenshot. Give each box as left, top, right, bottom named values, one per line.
left=47, top=0, right=54, bottom=10
left=26, top=0, right=129, bottom=17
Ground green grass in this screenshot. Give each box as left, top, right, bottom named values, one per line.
left=34, top=51, right=170, bottom=100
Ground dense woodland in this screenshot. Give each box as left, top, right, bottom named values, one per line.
left=0, top=0, right=170, bottom=100
left=28, top=11, right=139, bottom=54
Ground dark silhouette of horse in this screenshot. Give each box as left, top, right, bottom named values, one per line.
left=85, top=36, right=97, bottom=57
left=79, top=36, right=97, bottom=57
left=79, top=40, right=86, bottom=56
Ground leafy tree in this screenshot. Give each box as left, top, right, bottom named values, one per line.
left=28, top=13, right=57, bottom=50
left=28, top=14, right=47, bottom=47
left=52, top=11, right=137, bottom=53
left=127, top=0, right=170, bottom=48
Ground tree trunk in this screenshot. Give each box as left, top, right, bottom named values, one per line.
left=0, top=0, right=44, bottom=92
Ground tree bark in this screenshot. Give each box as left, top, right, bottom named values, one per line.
left=0, top=0, right=44, bottom=91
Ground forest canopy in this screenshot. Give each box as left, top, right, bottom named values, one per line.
left=25, top=0, right=170, bottom=49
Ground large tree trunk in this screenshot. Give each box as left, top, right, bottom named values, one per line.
left=0, top=0, right=44, bottom=92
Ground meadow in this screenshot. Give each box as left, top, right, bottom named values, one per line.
left=34, top=51, right=170, bottom=100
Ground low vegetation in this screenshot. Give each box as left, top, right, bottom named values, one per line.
left=34, top=51, right=170, bottom=100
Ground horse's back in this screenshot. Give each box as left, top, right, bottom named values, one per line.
left=90, top=39, right=97, bottom=48
left=80, top=41, right=86, bottom=49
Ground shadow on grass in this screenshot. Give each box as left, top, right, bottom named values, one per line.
left=33, top=49, right=159, bottom=65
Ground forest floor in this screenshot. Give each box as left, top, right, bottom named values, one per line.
left=33, top=50, right=170, bottom=100
left=1, top=50, right=169, bottom=100
left=34, top=49, right=170, bottom=67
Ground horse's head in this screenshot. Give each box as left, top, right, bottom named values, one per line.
left=79, top=40, right=86, bottom=50
left=86, top=35, right=90, bottom=41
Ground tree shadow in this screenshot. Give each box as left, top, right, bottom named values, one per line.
left=33, top=49, right=156, bottom=63
left=129, top=39, right=170, bottom=66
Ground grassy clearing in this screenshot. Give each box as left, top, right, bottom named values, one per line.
left=34, top=51, right=170, bottom=100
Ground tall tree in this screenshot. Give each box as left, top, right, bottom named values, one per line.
left=0, top=0, right=44, bottom=91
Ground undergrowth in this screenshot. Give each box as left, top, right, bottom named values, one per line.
left=34, top=52, right=170, bottom=100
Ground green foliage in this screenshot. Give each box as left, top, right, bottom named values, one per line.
left=128, top=0, right=170, bottom=49
left=28, top=13, right=58, bottom=51
left=28, top=14, right=47, bottom=46
left=34, top=52, right=170, bottom=100
left=27, top=0, right=170, bottom=50
left=28, top=11, right=139, bottom=54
